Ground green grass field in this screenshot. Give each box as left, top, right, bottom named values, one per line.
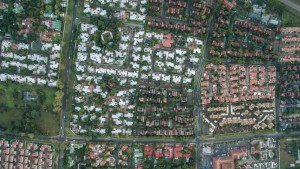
left=280, top=139, right=298, bottom=169
left=290, top=0, right=300, bottom=6
left=281, top=1, right=300, bottom=26
left=0, top=82, right=60, bottom=135
left=201, top=129, right=275, bottom=140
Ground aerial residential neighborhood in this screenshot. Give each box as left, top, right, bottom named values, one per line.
left=202, top=138, right=278, bottom=169
left=0, top=139, right=54, bottom=169
left=0, top=0, right=300, bottom=169
left=201, top=63, right=276, bottom=135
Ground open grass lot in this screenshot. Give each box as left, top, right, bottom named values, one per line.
left=201, top=128, right=275, bottom=140
left=281, top=2, right=300, bottom=26
left=0, top=82, right=60, bottom=135
left=280, top=139, right=300, bottom=169
left=61, top=0, right=77, bottom=137
left=290, top=0, right=300, bottom=6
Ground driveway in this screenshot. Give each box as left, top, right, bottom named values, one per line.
left=280, top=0, right=300, bottom=12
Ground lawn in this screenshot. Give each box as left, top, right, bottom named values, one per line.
left=281, top=2, right=300, bottom=27
left=0, top=82, right=60, bottom=135
left=201, top=129, right=275, bottom=139
left=290, top=0, right=300, bottom=6
left=61, top=0, right=77, bottom=137
left=280, top=139, right=298, bottom=169
left=280, top=148, right=295, bottom=169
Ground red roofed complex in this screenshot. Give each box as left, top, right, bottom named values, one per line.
left=144, top=144, right=154, bottom=157
left=174, top=146, right=183, bottom=159
left=162, top=33, right=175, bottom=47
left=213, top=147, right=248, bottom=169
left=222, top=0, right=236, bottom=10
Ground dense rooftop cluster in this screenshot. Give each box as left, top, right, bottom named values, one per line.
left=203, top=138, right=278, bottom=169
left=0, top=40, right=60, bottom=87
left=209, top=1, right=279, bottom=62
left=0, top=139, right=54, bottom=169
left=70, top=0, right=205, bottom=137
left=0, top=0, right=65, bottom=40
left=64, top=142, right=195, bottom=169
left=201, top=63, right=276, bottom=135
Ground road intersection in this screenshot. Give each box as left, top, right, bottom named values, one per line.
left=0, top=1, right=299, bottom=169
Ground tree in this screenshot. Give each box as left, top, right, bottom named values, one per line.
left=53, top=90, right=64, bottom=113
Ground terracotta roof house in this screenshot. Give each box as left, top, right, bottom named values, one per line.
left=222, top=0, right=236, bottom=10
left=144, top=145, right=154, bottom=157
left=213, top=147, right=248, bottom=169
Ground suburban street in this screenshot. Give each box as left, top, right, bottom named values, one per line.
left=57, top=0, right=78, bottom=168
left=61, top=0, right=78, bottom=139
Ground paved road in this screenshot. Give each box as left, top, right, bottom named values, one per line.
left=61, top=0, right=78, bottom=138
left=280, top=0, right=300, bottom=12
left=1, top=0, right=300, bottom=168
left=57, top=0, right=78, bottom=168
left=2, top=130, right=300, bottom=145
left=194, top=17, right=215, bottom=169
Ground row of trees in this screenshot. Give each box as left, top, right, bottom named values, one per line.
left=90, top=16, right=123, bottom=51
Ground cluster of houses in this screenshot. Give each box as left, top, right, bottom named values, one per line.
left=147, top=20, right=207, bottom=35
left=13, top=0, right=64, bottom=37
left=147, top=0, right=210, bottom=34
left=203, top=102, right=276, bottom=135
left=204, top=138, right=278, bottom=169
left=165, top=0, right=186, bottom=18
left=191, top=2, right=211, bottom=26
left=244, top=161, right=278, bottom=169
left=201, top=63, right=276, bottom=135
left=110, top=106, right=134, bottom=136
left=209, top=1, right=277, bottom=59
left=72, top=6, right=204, bottom=136
left=279, top=27, right=300, bottom=128
left=246, top=138, right=278, bottom=169
left=249, top=3, right=280, bottom=27
left=281, top=27, right=300, bottom=62
left=118, top=144, right=131, bottom=167
left=250, top=138, right=276, bottom=160
left=65, top=143, right=116, bottom=168
left=0, top=139, right=54, bottom=169
left=0, top=0, right=65, bottom=89
left=280, top=65, right=300, bottom=107
left=82, top=0, right=148, bottom=22
left=134, top=143, right=194, bottom=168
left=154, top=48, right=189, bottom=74
left=0, top=40, right=60, bottom=87
left=147, top=0, right=163, bottom=16
left=136, top=84, right=194, bottom=136
left=201, top=64, right=276, bottom=104
left=212, top=147, right=248, bottom=169
left=65, top=143, right=194, bottom=168
left=87, top=144, right=116, bottom=167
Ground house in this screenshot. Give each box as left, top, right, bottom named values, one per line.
left=222, top=0, right=236, bottom=10
left=0, top=2, right=8, bottom=10
left=23, top=91, right=37, bottom=101
left=144, top=145, right=154, bottom=157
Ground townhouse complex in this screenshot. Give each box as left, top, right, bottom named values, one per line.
left=0, top=139, right=54, bottom=169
